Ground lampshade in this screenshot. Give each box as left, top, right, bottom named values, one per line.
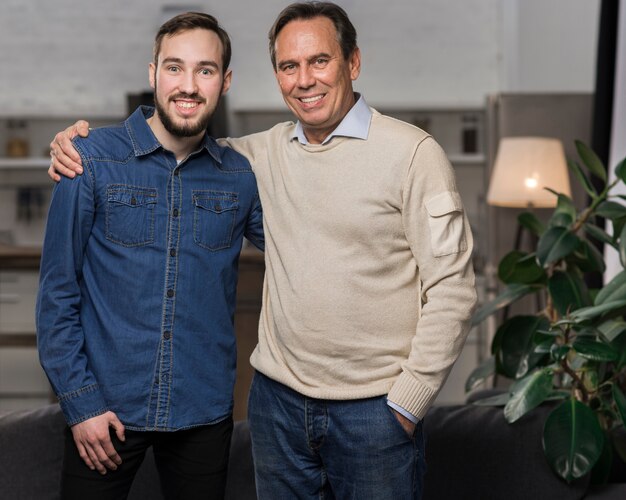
left=487, top=137, right=571, bottom=208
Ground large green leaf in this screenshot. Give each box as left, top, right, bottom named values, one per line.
left=550, top=344, right=570, bottom=362
left=570, top=239, right=606, bottom=274
left=595, top=271, right=626, bottom=305
left=616, top=238, right=626, bottom=270
left=590, top=434, right=613, bottom=485
left=549, top=194, right=577, bottom=228
left=504, top=369, right=553, bottom=423
left=471, top=283, right=540, bottom=326
left=550, top=213, right=575, bottom=228
left=498, top=251, right=545, bottom=284
left=576, top=140, right=607, bottom=182
left=548, top=271, right=591, bottom=316
left=535, top=338, right=556, bottom=354
left=465, top=356, right=495, bottom=393
left=597, top=319, right=626, bottom=342
left=518, top=211, right=545, bottom=237
left=568, top=159, right=597, bottom=198
left=497, top=315, right=550, bottom=379
left=584, top=222, right=617, bottom=249
left=613, top=217, right=626, bottom=242
left=543, top=398, right=605, bottom=482
left=595, top=201, right=626, bottom=221
left=570, top=299, right=626, bottom=321
left=537, top=227, right=580, bottom=267
left=613, top=384, right=626, bottom=427
left=612, top=330, right=626, bottom=369
left=572, top=337, right=619, bottom=362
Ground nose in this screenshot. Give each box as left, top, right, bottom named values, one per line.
left=179, top=71, right=199, bottom=95
left=296, top=66, right=315, bottom=89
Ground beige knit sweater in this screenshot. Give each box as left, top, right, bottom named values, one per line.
left=222, top=109, right=477, bottom=419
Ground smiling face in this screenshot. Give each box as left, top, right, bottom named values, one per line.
left=149, top=28, right=231, bottom=140
left=274, top=16, right=360, bottom=144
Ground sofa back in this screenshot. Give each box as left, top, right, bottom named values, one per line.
left=0, top=404, right=255, bottom=500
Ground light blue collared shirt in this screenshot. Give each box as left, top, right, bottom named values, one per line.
left=290, top=94, right=420, bottom=425
left=291, top=93, right=372, bottom=145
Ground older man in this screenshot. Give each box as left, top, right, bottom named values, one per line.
left=49, top=3, right=476, bottom=499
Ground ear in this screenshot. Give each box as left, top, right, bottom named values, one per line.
left=349, top=47, right=361, bottom=81
left=221, top=69, right=233, bottom=95
left=149, top=62, right=156, bottom=90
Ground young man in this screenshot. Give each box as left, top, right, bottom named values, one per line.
left=37, top=12, right=263, bottom=500
left=50, top=3, right=476, bottom=499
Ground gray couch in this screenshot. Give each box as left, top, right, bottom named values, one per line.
left=1, top=403, right=625, bottom=499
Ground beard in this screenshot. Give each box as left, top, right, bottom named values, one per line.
left=153, top=83, right=217, bottom=138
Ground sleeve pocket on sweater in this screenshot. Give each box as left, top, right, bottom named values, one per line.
left=425, top=191, right=467, bottom=257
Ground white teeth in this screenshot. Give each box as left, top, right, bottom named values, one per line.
left=300, top=95, right=323, bottom=103
left=176, top=101, right=198, bottom=108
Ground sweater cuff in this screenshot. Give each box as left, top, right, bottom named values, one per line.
left=387, top=372, right=436, bottom=420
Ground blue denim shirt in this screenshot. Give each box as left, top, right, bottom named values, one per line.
left=36, top=106, right=264, bottom=430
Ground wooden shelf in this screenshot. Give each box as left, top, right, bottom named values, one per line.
left=0, top=245, right=41, bottom=269
left=448, top=153, right=486, bottom=165
left=0, top=333, right=36, bottom=348
left=0, top=158, right=50, bottom=170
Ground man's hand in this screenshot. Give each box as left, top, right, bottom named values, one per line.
left=392, top=409, right=416, bottom=437
left=70, top=411, right=125, bottom=475
left=48, top=120, right=90, bottom=182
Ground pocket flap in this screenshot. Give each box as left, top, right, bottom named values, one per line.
left=194, top=196, right=239, bottom=214
left=425, top=191, right=462, bottom=217
left=107, top=187, right=157, bottom=207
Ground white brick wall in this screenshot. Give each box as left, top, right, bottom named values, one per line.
left=0, top=0, right=599, bottom=117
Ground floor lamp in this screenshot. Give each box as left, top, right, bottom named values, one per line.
left=486, top=137, right=572, bottom=318
left=487, top=137, right=572, bottom=247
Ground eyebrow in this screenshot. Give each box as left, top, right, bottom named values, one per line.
left=161, top=57, right=220, bottom=70
left=277, top=52, right=333, bottom=68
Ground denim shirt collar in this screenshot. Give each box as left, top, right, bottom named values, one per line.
left=291, top=93, right=372, bottom=145
left=126, top=106, right=223, bottom=164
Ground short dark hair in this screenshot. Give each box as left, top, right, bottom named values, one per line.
left=154, top=12, right=232, bottom=73
left=268, top=2, right=358, bottom=70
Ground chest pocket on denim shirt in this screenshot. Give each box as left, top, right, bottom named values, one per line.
left=193, top=191, right=239, bottom=251
left=106, top=186, right=157, bottom=247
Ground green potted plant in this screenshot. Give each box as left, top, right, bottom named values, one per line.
left=468, top=141, right=626, bottom=484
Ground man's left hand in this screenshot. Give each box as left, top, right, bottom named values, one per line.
left=392, top=409, right=416, bottom=437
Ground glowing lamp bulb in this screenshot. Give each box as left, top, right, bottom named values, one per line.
left=524, top=177, right=538, bottom=189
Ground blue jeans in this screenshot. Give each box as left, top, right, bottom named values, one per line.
left=248, top=372, right=426, bottom=500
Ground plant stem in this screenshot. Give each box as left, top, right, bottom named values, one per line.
left=572, top=178, right=619, bottom=232
left=560, top=359, right=589, bottom=402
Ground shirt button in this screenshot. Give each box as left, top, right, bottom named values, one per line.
left=163, top=331, right=171, bottom=340
left=174, top=170, right=180, bottom=176
left=162, top=373, right=168, bottom=382
left=173, top=208, right=179, bottom=217
left=170, top=249, right=176, bottom=257
left=215, top=204, right=222, bottom=212
left=130, top=197, right=137, bottom=205
left=167, top=289, right=174, bottom=298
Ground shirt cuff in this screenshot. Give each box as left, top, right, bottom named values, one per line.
left=386, top=399, right=419, bottom=424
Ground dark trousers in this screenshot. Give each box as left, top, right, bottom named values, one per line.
left=61, top=417, right=233, bottom=500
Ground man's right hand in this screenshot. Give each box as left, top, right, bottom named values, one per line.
left=70, top=410, right=125, bottom=475
left=48, top=120, right=90, bottom=182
